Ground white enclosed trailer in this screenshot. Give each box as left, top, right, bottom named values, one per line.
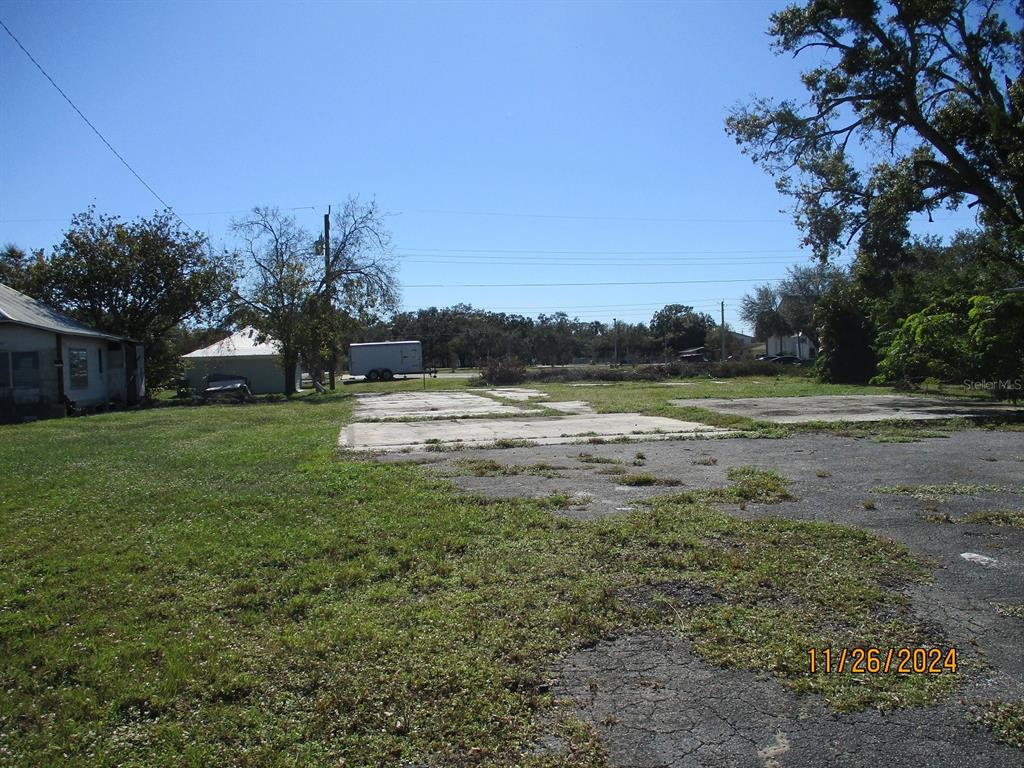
left=348, top=341, right=425, bottom=381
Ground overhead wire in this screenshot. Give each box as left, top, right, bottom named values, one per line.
left=0, top=19, right=190, bottom=230
left=403, top=277, right=782, bottom=288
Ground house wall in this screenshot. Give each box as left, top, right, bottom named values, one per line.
left=184, top=356, right=299, bottom=394
left=765, top=334, right=817, bottom=360
left=0, top=325, right=60, bottom=405
left=61, top=336, right=113, bottom=408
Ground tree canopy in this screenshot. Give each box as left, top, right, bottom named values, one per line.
left=232, top=201, right=398, bottom=393
left=649, top=304, right=716, bottom=353
left=740, top=263, right=843, bottom=344
left=19, top=208, right=237, bottom=387
left=727, top=0, right=1024, bottom=262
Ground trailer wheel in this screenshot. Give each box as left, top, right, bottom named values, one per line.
left=381, top=369, right=394, bottom=381
left=366, top=369, right=380, bottom=382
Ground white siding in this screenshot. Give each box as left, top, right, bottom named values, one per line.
left=62, top=336, right=110, bottom=407
left=184, top=355, right=299, bottom=394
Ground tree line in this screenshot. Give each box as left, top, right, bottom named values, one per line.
left=1, top=204, right=738, bottom=391
left=359, top=303, right=735, bottom=370
left=2, top=202, right=398, bottom=393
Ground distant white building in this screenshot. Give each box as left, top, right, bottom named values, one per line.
left=182, top=327, right=300, bottom=394
left=766, top=331, right=817, bottom=360
left=0, top=282, right=145, bottom=421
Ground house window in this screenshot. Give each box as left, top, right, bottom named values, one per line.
left=69, top=348, right=89, bottom=389
left=11, top=352, right=40, bottom=388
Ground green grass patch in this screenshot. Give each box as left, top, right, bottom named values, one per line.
left=0, top=401, right=957, bottom=765
left=974, top=700, right=1024, bottom=749
left=452, top=459, right=567, bottom=478
left=616, top=474, right=682, bottom=487
left=653, top=467, right=794, bottom=506
left=995, top=603, right=1024, bottom=620
left=573, top=452, right=619, bottom=465
left=872, top=483, right=1011, bottom=502
left=961, top=510, right=1024, bottom=527
left=923, top=509, right=1024, bottom=528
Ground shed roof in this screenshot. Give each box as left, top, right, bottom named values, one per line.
left=0, top=282, right=124, bottom=341
left=182, top=327, right=283, bottom=358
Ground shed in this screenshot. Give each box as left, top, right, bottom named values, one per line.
left=0, top=282, right=145, bottom=421
left=182, top=327, right=300, bottom=394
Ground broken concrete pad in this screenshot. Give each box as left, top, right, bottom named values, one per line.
left=544, top=400, right=595, bottom=414
left=352, top=391, right=524, bottom=420
left=340, top=413, right=731, bottom=452
left=471, top=387, right=549, bottom=401
left=674, top=394, right=1022, bottom=424
left=961, top=552, right=999, bottom=568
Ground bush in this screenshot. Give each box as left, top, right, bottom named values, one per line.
left=481, top=356, right=527, bottom=385
left=815, top=282, right=877, bottom=383
left=518, top=360, right=799, bottom=384
left=872, top=300, right=969, bottom=384
left=871, top=292, right=1024, bottom=400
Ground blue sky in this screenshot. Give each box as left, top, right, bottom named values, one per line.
left=0, top=0, right=974, bottom=332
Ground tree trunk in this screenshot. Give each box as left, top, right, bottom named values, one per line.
left=284, top=358, right=297, bottom=395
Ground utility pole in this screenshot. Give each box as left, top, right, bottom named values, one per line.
left=720, top=300, right=726, bottom=361
left=613, top=318, right=618, bottom=366
left=324, top=206, right=335, bottom=390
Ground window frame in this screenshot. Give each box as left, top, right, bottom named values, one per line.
left=68, top=348, right=89, bottom=390
left=11, top=351, right=41, bottom=389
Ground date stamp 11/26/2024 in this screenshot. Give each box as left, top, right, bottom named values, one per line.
left=807, top=647, right=959, bottom=675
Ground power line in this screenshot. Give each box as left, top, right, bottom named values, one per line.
left=0, top=19, right=187, bottom=228
left=409, top=299, right=744, bottom=311
left=399, top=257, right=797, bottom=267
left=397, top=246, right=796, bottom=255
left=395, top=207, right=790, bottom=224
left=404, top=278, right=781, bottom=288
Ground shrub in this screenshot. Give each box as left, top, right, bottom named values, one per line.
left=481, top=356, right=527, bottom=385
left=520, top=360, right=794, bottom=384
left=815, top=281, right=877, bottom=383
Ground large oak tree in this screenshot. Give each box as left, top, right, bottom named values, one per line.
left=39, top=208, right=236, bottom=387
left=726, top=0, right=1024, bottom=264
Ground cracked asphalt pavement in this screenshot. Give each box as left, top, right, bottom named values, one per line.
left=379, top=429, right=1024, bottom=767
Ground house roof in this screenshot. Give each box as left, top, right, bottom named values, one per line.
left=182, top=327, right=283, bottom=358
left=0, top=282, right=124, bottom=341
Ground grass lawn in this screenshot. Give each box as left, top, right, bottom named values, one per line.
left=1, top=393, right=959, bottom=766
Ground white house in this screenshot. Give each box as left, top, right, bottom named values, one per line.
left=766, top=331, right=817, bottom=360
left=0, top=282, right=145, bottom=421
left=182, top=327, right=300, bottom=394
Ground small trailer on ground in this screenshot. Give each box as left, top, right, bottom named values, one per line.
left=348, top=341, right=434, bottom=381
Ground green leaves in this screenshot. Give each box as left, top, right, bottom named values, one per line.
left=728, top=0, right=1024, bottom=259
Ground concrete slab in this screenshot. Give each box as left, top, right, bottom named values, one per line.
left=353, top=391, right=523, bottom=420
left=471, top=387, right=549, bottom=401
left=544, top=400, right=595, bottom=414
left=340, top=413, right=731, bottom=451
left=673, top=394, right=1022, bottom=424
